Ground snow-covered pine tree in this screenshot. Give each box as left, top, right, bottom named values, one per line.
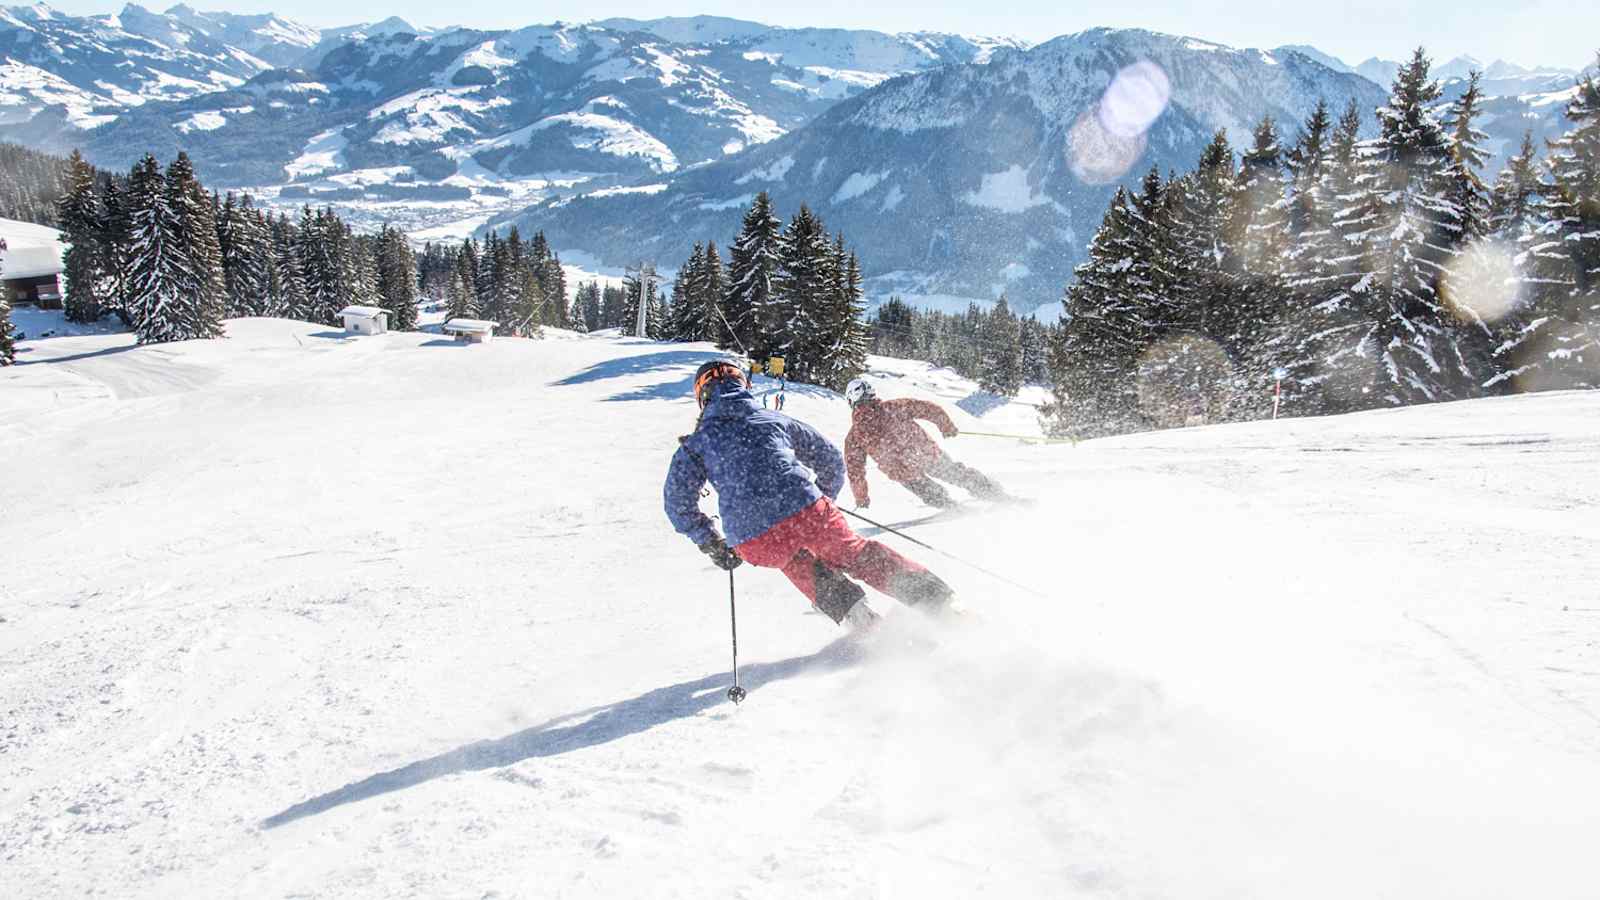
left=376, top=225, right=418, bottom=331
left=123, top=156, right=174, bottom=337
left=57, top=165, right=103, bottom=323
left=649, top=284, right=671, bottom=341
left=619, top=272, right=644, bottom=335
left=978, top=295, right=1024, bottom=397
left=448, top=239, right=480, bottom=321
left=1126, top=165, right=1226, bottom=424
left=217, top=193, right=271, bottom=317
left=540, top=257, right=567, bottom=328
left=1479, top=132, right=1552, bottom=392
left=162, top=153, right=226, bottom=338
left=599, top=283, right=626, bottom=329
left=476, top=232, right=500, bottom=324
left=1172, top=131, right=1237, bottom=325
left=483, top=232, right=516, bottom=334
left=1285, top=99, right=1333, bottom=238
left=870, top=295, right=914, bottom=357
left=1508, top=62, right=1600, bottom=389
left=725, top=191, right=782, bottom=357
left=98, top=177, right=133, bottom=325
left=1044, top=186, right=1151, bottom=436
left=669, top=242, right=705, bottom=341
left=1219, top=116, right=1292, bottom=417
left=1019, top=315, right=1049, bottom=385
left=215, top=193, right=238, bottom=309
left=570, top=291, right=590, bottom=334
left=1338, top=49, right=1474, bottom=406
left=805, top=239, right=869, bottom=391
left=1435, top=70, right=1505, bottom=385
left=1488, top=132, right=1545, bottom=238
left=574, top=281, right=600, bottom=332
left=124, top=155, right=208, bottom=343
left=266, top=213, right=305, bottom=319
left=416, top=241, right=453, bottom=301
left=1273, top=99, right=1343, bottom=412
left=699, top=241, right=728, bottom=346
left=294, top=207, right=336, bottom=324
left=57, top=150, right=105, bottom=324
left=1280, top=98, right=1380, bottom=412
left=771, top=205, right=832, bottom=381
left=510, top=263, right=545, bottom=338
left=1443, top=71, right=1492, bottom=242
left=347, top=229, right=380, bottom=312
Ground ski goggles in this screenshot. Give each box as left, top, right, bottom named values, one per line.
left=694, top=362, right=749, bottom=408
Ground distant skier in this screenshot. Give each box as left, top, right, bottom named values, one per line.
left=843, top=379, right=1009, bottom=510
left=665, top=360, right=957, bottom=630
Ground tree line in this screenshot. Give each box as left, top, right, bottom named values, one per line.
left=52, top=150, right=418, bottom=344
left=640, top=193, right=869, bottom=391
left=415, top=230, right=569, bottom=337
left=868, top=296, right=1052, bottom=398
left=0, top=142, right=74, bottom=227
left=1044, top=49, right=1600, bottom=437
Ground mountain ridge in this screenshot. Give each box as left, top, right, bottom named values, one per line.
left=0, top=7, right=1587, bottom=313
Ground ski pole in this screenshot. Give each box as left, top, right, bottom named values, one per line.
left=959, top=430, right=1079, bottom=446
left=726, top=569, right=746, bottom=704
left=839, top=507, right=1049, bottom=599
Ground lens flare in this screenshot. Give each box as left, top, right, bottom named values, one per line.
left=1134, top=334, right=1235, bottom=427
left=1068, top=60, right=1169, bottom=186
left=1442, top=239, right=1523, bottom=325
left=1068, top=111, right=1147, bottom=185
left=1098, top=60, right=1171, bottom=139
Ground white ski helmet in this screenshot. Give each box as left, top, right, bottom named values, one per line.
left=844, top=378, right=876, bottom=407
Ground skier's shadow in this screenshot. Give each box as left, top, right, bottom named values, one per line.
left=260, top=638, right=860, bottom=830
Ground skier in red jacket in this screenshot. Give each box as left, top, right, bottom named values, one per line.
left=843, top=379, right=1009, bottom=510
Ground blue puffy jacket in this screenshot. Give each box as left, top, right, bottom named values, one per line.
left=664, top=378, right=845, bottom=547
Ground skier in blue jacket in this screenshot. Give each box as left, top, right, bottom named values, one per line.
left=665, top=360, right=955, bottom=629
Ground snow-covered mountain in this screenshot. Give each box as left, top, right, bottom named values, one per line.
left=0, top=2, right=291, bottom=134
left=161, top=3, right=320, bottom=68
left=1, top=8, right=1587, bottom=309
left=2, top=10, right=1025, bottom=237
left=506, top=29, right=1387, bottom=315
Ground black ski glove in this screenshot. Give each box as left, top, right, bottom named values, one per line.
left=700, top=536, right=743, bottom=571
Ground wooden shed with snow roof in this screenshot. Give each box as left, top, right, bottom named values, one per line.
left=0, top=219, right=65, bottom=310
left=442, top=318, right=497, bottom=344
left=339, top=305, right=389, bottom=335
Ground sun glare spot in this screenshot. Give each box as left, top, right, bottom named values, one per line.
left=1098, top=60, right=1171, bottom=139
left=1442, top=239, right=1523, bottom=324
left=1068, top=111, right=1147, bottom=184
left=1068, top=60, right=1170, bottom=185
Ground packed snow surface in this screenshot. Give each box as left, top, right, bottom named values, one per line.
left=2, top=319, right=1599, bottom=898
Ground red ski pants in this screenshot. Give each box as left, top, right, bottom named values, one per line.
left=735, top=498, right=926, bottom=604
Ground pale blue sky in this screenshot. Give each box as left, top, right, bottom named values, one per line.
left=66, top=1, right=1596, bottom=72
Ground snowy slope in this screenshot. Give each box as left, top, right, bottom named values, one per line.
left=3, top=321, right=1599, bottom=898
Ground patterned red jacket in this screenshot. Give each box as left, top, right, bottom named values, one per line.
left=844, top=398, right=957, bottom=505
